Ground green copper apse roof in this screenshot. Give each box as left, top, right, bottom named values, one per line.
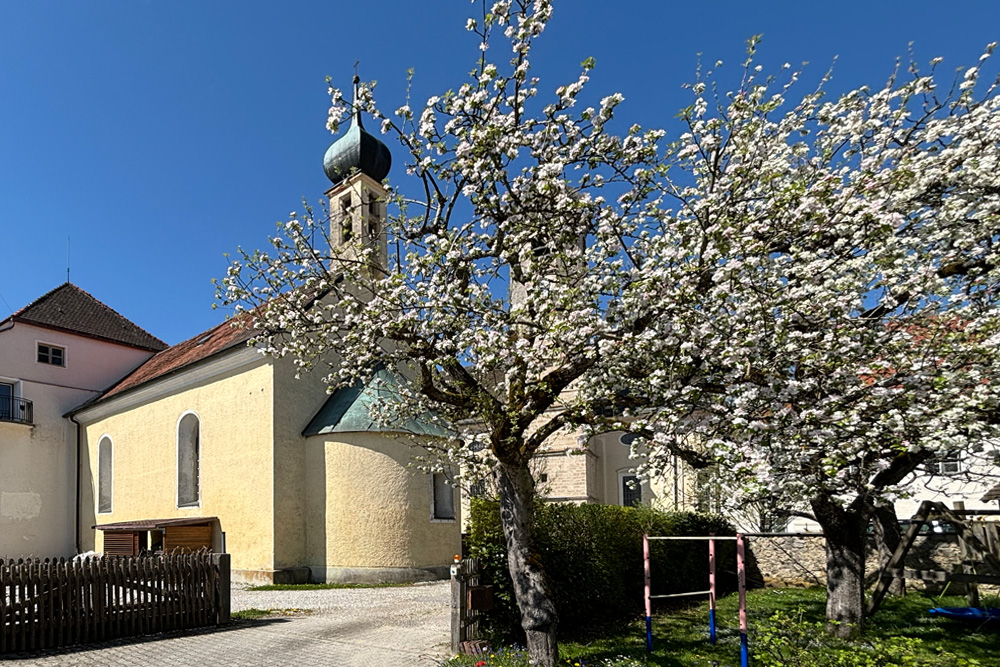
left=323, top=75, right=392, bottom=186
left=302, top=367, right=453, bottom=438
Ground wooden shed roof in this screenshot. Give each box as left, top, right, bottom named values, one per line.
left=94, top=517, right=217, bottom=531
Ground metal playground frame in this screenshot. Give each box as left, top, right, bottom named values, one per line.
left=642, top=533, right=749, bottom=667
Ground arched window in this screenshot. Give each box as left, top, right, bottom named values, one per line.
left=177, top=413, right=201, bottom=507
left=98, top=436, right=113, bottom=514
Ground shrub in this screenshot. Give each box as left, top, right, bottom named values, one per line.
left=465, top=498, right=736, bottom=641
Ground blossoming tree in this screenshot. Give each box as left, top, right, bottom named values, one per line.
left=613, top=39, right=1000, bottom=634
left=220, top=0, right=1000, bottom=654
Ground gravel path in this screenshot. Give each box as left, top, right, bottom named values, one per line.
left=2, top=581, right=453, bottom=666
left=232, top=580, right=450, bottom=617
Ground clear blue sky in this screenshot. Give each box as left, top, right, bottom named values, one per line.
left=2, top=1, right=998, bottom=345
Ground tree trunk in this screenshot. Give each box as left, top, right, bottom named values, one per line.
left=496, top=461, right=559, bottom=666
left=811, top=495, right=868, bottom=637
left=872, top=502, right=904, bottom=597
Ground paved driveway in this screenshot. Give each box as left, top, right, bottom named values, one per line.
left=0, top=582, right=452, bottom=667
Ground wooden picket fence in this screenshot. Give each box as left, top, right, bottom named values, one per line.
left=0, top=552, right=230, bottom=654
left=451, top=557, right=488, bottom=654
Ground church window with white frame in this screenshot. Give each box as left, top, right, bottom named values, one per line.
left=177, top=412, right=201, bottom=507
left=98, top=435, right=113, bottom=514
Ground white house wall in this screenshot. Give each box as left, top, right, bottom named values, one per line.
left=895, top=450, right=1000, bottom=520
left=0, top=321, right=154, bottom=558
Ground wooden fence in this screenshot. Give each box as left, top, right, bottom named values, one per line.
left=451, top=557, right=489, bottom=654
left=1, top=552, right=230, bottom=654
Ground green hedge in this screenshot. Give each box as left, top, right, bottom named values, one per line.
left=465, top=499, right=737, bottom=641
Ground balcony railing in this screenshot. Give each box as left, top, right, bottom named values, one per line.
left=0, top=396, right=33, bottom=425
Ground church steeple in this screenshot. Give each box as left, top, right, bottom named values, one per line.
left=323, top=75, right=392, bottom=186
left=324, top=74, right=391, bottom=275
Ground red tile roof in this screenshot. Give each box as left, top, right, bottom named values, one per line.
left=69, top=286, right=329, bottom=414
left=95, top=313, right=257, bottom=403
left=8, top=283, right=166, bottom=352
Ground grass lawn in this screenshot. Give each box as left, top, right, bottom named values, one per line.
left=557, top=588, right=1000, bottom=666
left=445, top=588, right=1000, bottom=666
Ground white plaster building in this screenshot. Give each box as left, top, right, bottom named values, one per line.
left=0, top=284, right=166, bottom=558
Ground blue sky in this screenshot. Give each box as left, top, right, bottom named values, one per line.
left=2, top=1, right=998, bottom=345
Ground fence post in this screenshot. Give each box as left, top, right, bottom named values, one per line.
left=0, top=558, right=7, bottom=654
left=212, top=553, right=231, bottom=626
left=450, top=556, right=463, bottom=654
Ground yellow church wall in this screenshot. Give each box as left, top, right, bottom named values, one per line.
left=305, top=432, right=460, bottom=582
left=270, top=357, right=335, bottom=571
left=79, top=361, right=276, bottom=574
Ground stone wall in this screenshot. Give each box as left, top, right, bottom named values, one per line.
left=747, top=534, right=964, bottom=592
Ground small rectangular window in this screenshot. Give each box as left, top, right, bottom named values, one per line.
left=37, top=344, right=65, bottom=366
left=432, top=473, right=455, bottom=520
left=928, top=456, right=962, bottom=475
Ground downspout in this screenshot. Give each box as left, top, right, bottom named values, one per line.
left=69, top=412, right=82, bottom=554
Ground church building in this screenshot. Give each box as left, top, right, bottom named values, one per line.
left=65, top=77, right=460, bottom=584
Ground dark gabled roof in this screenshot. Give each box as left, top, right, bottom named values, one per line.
left=8, top=283, right=166, bottom=352
left=92, top=314, right=256, bottom=404
left=303, top=367, right=453, bottom=438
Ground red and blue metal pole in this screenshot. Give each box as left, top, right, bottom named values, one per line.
left=737, top=533, right=749, bottom=667
left=708, top=533, right=717, bottom=645
left=644, top=533, right=652, bottom=652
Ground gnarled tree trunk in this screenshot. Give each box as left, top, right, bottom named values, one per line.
left=496, top=461, right=559, bottom=667
left=811, top=494, right=869, bottom=637
left=872, top=501, right=904, bottom=597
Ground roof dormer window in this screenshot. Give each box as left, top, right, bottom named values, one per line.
left=37, top=343, right=65, bottom=367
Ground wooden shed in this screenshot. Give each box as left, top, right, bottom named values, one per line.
left=94, top=517, right=218, bottom=556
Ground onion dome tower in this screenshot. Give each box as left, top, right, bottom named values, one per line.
left=325, top=75, right=391, bottom=274
left=324, top=76, right=392, bottom=186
